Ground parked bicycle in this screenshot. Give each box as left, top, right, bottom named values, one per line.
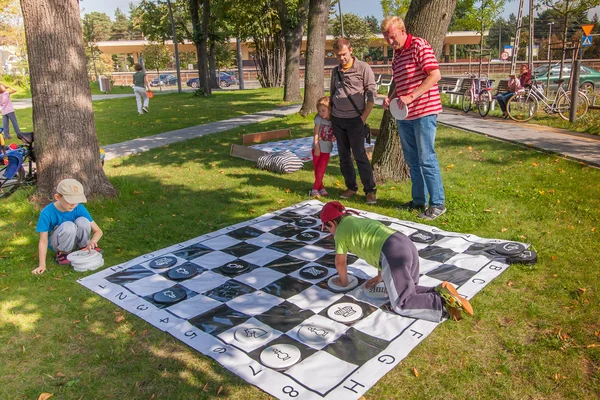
left=0, top=130, right=105, bottom=198
left=506, top=78, right=589, bottom=122
left=462, top=74, right=494, bottom=117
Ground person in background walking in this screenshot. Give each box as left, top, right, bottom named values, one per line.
left=133, top=63, right=150, bottom=115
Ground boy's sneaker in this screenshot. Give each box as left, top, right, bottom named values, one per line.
left=339, top=189, right=357, bottom=199
left=319, top=189, right=328, bottom=197
left=435, top=281, right=473, bottom=321
left=396, top=201, right=426, bottom=212
left=366, top=192, right=377, bottom=204
left=310, top=190, right=320, bottom=198
left=142, top=106, right=149, bottom=113
left=418, top=206, right=447, bottom=220
left=55, top=252, right=70, bottom=265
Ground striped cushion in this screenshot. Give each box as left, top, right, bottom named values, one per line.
left=257, top=150, right=303, bottom=174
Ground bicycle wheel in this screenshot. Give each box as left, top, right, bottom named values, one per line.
left=477, top=90, right=492, bottom=117
left=461, top=89, right=472, bottom=113
left=507, top=93, right=538, bottom=122
left=0, top=165, right=25, bottom=198
left=556, top=92, right=589, bottom=121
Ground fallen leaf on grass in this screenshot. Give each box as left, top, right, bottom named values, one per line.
left=412, top=367, right=419, bottom=377
left=202, top=383, right=209, bottom=392
left=285, top=189, right=291, bottom=193
left=484, top=209, right=493, bottom=213
left=133, top=190, right=141, bottom=195
left=115, top=315, right=125, bottom=323
left=56, top=372, right=65, bottom=377
left=586, top=344, right=600, bottom=348
left=446, top=164, right=455, bottom=171
left=38, top=394, right=53, bottom=400
left=577, top=288, right=586, bottom=294
left=501, top=228, right=508, bottom=232
left=506, top=281, right=513, bottom=287
left=552, top=255, right=557, bottom=261
left=72, top=320, right=80, bottom=324
left=217, top=386, right=223, bottom=395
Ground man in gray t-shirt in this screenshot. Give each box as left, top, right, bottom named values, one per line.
left=330, top=38, right=378, bottom=205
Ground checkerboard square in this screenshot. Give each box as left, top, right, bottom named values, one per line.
left=270, top=224, right=306, bottom=238
left=426, top=264, right=477, bottom=286
left=124, top=273, right=174, bottom=296
left=286, top=284, right=343, bottom=314
left=166, top=294, right=222, bottom=319
left=226, top=226, right=265, bottom=241
left=221, top=242, right=262, bottom=258
left=245, top=232, right=286, bottom=248
left=227, top=291, right=285, bottom=315
left=352, top=309, right=415, bottom=341
left=255, top=301, right=315, bottom=332
left=246, top=333, right=318, bottom=370
left=190, top=251, right=237, bottom=270
left=267, top=239, right=307, bottom=254
left=205, top=280, right=256, bottom=302
left=105, top=265, right=154, bottom=285
left=418, top=246, right=458, bottom=263
left=178, top=271, right=230, bottom=294
left=261, top=275, right=313, bottom=299
left=446, top=253, right=493, bottom=272
left=285, top=350, right=358, bottom=395
left=188, top=304, right=251, bottom=336
left=289, top=244, right=331, bottom=262
left=201, top=235, right=241, bottom=251
left=264, top=255, right=309, bottom=274
left=218, top=317, right=284, bottom=352
left=233, top=268, right=287, bottom=289
left=172, top=243, right=213, bottom=260
left=433, top=236, right=474, bottom=253
left=240, top=247, right=285, bottom=267
left=250, top=219, right=287, bottom=232
left=322, top=327, right=389, bottom=366
left=286, top=314, right=348, bottom=350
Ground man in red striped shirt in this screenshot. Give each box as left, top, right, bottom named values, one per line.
left=381, top=16, right=446, bottom=220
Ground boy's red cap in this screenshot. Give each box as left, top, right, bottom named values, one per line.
left=320, top=201, right=346, bottom=225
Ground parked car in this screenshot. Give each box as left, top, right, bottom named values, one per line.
left=149, top=74, right=178, bottom=87
left=186, top=72, right=238, bottom=89
left=533, top=62, right=600, bottom=95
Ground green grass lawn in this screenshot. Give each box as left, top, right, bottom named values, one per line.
left=13, top=88, right=286, bottom=146
left=441, top=93, right=600, bottom=136
left=1, top=108, right=599, bottom=399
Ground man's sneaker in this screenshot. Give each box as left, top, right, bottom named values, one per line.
left=366, top=192, right=377, bottom=204
left=319, top=189, right=328, bottom=197
left=55, top=252, right=70, bottom=265
left=396, top=201, right=425, bottom=212
left=435, top=281, right=473, bottom=321
left=310, top=189, right=320, bottom=198
left=418, top=206, right=447, bottom=220
left=339, top=189, right=357, bottom=199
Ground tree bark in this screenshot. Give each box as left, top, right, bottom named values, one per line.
left=200, top=0, right=211, bottom=94
left=20, top=0, right=116, bottom=200
left=277, top=0, right=308, bottom=103
left=299, top=0, right=330, bottom=115
left=372, top=0, right=457, bottom=184
left=209, top=40, right=218, bottom=89
left=188, top=0, right=205, bottom=91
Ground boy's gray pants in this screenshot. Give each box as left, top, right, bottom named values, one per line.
left=50, top=217, right=91, bottom=252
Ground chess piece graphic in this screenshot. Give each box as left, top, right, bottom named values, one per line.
left=307, top=327, right=328, bottom=338
left=272, top=348, right=291, bottom=361
left=244, top=328, right=268, bottom=339
left=163, top=290, right=176, bottom=299
left=334, top=305, right=356, bottom=318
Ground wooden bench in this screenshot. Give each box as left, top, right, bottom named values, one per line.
left=438, top=76, right=460, bottom=94
left=445, top=78, right=472, bottom=104
left=242, top=128, right=291, bottom=145
left=490, top=79, right=510, bottom=111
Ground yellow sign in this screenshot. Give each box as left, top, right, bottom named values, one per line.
left=582, top=24, right=594, bottom=36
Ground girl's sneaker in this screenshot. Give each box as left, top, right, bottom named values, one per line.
left=310, top=190, right=320, bottom=198
left=319, top=189, right=328, bottom=197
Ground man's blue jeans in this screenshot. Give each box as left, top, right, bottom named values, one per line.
left=397, top=114, right=445, bottom=207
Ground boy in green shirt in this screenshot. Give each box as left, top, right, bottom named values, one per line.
left=320, top=201, right=473, bottom=321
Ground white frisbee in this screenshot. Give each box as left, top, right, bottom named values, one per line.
left=389, top=98, right=409, bottom=120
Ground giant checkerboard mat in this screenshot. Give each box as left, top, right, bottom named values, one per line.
left=249, top=137, right=374, bottom=163
left=79, top=200, right=524, bottom=399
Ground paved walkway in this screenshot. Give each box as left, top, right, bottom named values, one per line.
left=437, top=109, right=600, bottom=168
left=102, top=104, right=301, bottom=160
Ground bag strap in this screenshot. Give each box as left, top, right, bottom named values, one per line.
left=334, top=68, right=363, bottom=117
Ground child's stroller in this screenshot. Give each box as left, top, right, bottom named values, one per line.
left=0, top=129, right=35, bottom=198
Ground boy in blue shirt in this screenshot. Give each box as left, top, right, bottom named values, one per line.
left=320, top=201, right=473, bottom=321
left=32, top=179, right=103, bottom=274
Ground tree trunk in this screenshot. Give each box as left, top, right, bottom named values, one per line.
left=188, top=0, right=205, bottom=91
left=372, top=0, right=457, bottom=184
left=299, top=0, right=330, bottom=116
left=209, top=41, right=218, bottom=89
left=20, top=0, right=116, bottom=200
left=277, top=0, right=308, bottom=103
left=200, top=0, right=211, bottom=95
